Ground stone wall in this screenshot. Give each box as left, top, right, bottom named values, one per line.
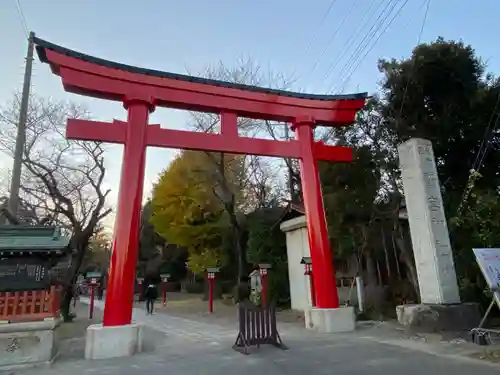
left=0, top=318, right=61, bottom=370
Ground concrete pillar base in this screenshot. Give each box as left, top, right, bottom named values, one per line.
left=305, top=306, right=355, bottom=333
left=85, top=323, right=144, bottom=360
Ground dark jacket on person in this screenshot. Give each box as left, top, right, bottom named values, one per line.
left=143, top=275, right=159, bottom=300
left=144, top=284, right=158, bottom=300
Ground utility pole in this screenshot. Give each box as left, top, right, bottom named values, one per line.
left=7, top=31, right=35, bottom=219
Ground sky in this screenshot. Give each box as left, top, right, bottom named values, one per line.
left=1, top=0, right=499, bottom=229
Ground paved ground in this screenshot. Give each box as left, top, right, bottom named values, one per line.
left=5, top=297, right=500, bottom=375
left=140, top=292, right=306, bottom=326
left=90, top=298, right=305, bottom=343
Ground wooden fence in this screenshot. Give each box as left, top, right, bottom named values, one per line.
left=0, top=286, right=61, bottom=322
left=233, top=301, right=286, bottom=354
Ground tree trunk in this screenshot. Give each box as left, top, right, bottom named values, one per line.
left=60, top=235, right=90, bottom=321
left=209, top=152, right=250, bottom=299
left=364, top=250, right=385, bottom=315
left=380, top=227, right=392, bottom=279
left=60, top=283, right=75, bottom=321
left=393, top=224, right=420, bottom=302
left=229, top=212, right=247, bottom=299
left=365, top=251, right=378, bottom=287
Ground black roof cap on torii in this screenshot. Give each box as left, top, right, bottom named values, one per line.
left=33, top=37, right=368, bottom=103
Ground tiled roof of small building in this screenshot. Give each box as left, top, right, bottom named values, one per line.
left=0, top=226, right=71, bottom=253
left=279, top=200, right=306, bottom=222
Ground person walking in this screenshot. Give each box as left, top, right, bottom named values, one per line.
left=143, top=277, right=158, bottom=315
left=97, top=273, right=105, bottom=300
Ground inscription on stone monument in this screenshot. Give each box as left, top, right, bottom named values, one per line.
left=398, top=138, right=460, bottom=304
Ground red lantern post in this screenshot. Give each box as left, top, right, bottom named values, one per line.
left=89, top=277, right=98, bottom=319
left=258, top=263, right=272, bottom=308
left=86, top=272, right=102, bottom=319
left=160, top=273, right=170, bottom=307
left=206, top=268, right=219, bottom=313
left=137, top=277, right=144, bottom=301
left=301, top=257, right=316, bottom=307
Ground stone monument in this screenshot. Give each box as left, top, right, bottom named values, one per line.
left=397, top=138, right=480, bottom=330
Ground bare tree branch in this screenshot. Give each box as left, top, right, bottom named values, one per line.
left=183, top=59, right=296, bottom=285
left=0, top=93, right=112, bottom=319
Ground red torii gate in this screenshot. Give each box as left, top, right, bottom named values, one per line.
left=34, top=37, right=367, bottom=327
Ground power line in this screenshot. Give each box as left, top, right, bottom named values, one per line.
left=301, top=0, right=357, bottom=83
left=472, top=93, right=500, bottom=172
left=317, top=0, right=382, bottom=88
left=292, top=0, right=339, bottom=80
left=300, top=0, right=339, bottom=60
left=329, top=0, right=400, bottom=93
left=395, top=0, right=431, bottom=120
left=328, top=0, right=396, bottom=92
left=14, top=0, right=29, bottom=37
left=452, top=0, right=499, bottom=217
left=333, top=0, right=428, bottom=96
left=335, top=0, right=416, bottom=94
left=455, top=90, right=500, bottom=217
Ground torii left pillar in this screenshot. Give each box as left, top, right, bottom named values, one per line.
left=104, top=97, right=153, bottom=325
left=85, top=96, right=153, bottom=360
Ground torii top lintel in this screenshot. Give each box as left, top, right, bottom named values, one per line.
left=33, top=37, right=367, bottom=126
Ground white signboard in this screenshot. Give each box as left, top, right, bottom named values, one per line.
left=472, top=248, right=500, bottom=307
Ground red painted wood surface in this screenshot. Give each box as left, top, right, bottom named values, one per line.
left=0, top=286, right=61, bottom=322
left=261, top=275, right=268, bottom=308
left=34, top=39, right=367, bottom=326
left=208, top=278, right=214, bottom=314
left=66, top=119, right=354, bottom=162
left=102, top=101, right=150, bottom=326
left=42, top=49, right=365, bottom=126
left=309, top=273, right=317, bottom=307
left=294, top=118, right=339, bottom=308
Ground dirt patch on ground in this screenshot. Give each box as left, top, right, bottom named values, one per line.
left=57, top=301, right=103, bottom=339
left=55, top=301, right=104, bottom=360
left=469, top=348, right=500, bottom=363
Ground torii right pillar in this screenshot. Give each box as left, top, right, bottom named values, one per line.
left=293, top=116, right=356, bottom=333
